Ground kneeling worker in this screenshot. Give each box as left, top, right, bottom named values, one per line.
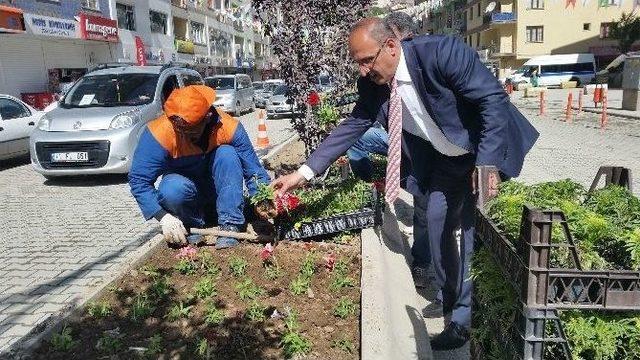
left=129, top=85, right=270, bottom=249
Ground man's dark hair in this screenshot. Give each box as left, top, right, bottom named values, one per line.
left=384, top=12, right=418, bottom=39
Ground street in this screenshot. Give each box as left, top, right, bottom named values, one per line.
left=0, top=110, right=295, bottom=352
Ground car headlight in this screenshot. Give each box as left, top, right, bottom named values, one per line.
left=37, top=114, right=51, bottom=131
left=109, top=110, right=140, bottom=130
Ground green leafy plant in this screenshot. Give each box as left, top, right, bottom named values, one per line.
left=50, top=325, right=77, bottom=352
left=165, top=301, right=193, bottom=321
left=95, top=332, right=123, bottom=354
left=236, top=278, right=264, bottom=301
left=316, top=103, right=340, bottom=129
left=264, top=263, right=283, bottom=280
left=131, top=293, right=155, bottom=321
left=331, top=337, right=355, bottom=354
left=250, top=181, right=275, bottom=205
left=290, top=275, right=311, bottom=296
left=300, top=252, right=317, bottom=279
left=229, top=256, right=249, bottom=277
left=281, top=310, right=311, bottom=358
left=149, top=275, right=172, bottom=299
left=140, top=264, right=161, bottom=279
left=203, top=301, right=225, bottom=325
left=144, top=334, right=163, bottom=357
left=246, top=300, right=267, bottom=322
left=175, top=259, right=197, bottom=275
left=193, top=277, right=217, bottom=299
left=86, top=300, right=112, bottom=318
left=198, top=251, right=221, bottom=276
left=333, top=297, right=357, bottom=319
left=195, top=337, right=213, bottom=359
left=330, top=259, right=355, bottom=291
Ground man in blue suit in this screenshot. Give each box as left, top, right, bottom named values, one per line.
left=273, top=18, right=539, bottom=350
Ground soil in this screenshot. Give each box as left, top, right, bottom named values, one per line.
left=32, top=239, right=361, bottom=360
left=263, top=140, right=306, bottom=178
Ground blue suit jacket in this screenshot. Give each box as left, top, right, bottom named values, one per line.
left=306, top=35, right=539, bottom=182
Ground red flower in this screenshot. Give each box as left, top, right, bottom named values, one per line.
left=307, top=91, right=320, bottom=107
left=260, top=243, right=274, bottom=261
left=373, top=178, right=385, bottom=193
left=275, top=192, right=301, bottom=215
left=336, top=156, right=348, bottom=166
left=324, top=253, right=336, bottom=272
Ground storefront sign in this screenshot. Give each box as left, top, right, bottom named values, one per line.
left=24, top=14, right=78, bottom=38
left=79, top=13, right=118, bottom=42
left=175, top=39, right=195, bottom=54
left=135, top=36, right=147, bottom=66
left=0, top=5, right=25, bottom=33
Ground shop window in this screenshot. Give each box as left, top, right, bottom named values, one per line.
left=82, top=0, right=100, bottom=11
left=528, top=0, right=544, bottom=9
left=150, top=10, right=167, bottom=34
left=526, top=26, right=544, bottom=43
left=190, top=21, right=206, bottom=45
left=116, top=3, right=135, bottom=31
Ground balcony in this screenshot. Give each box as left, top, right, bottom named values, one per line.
left=171, top=0, right=187, bottom=8
left=483, top=12, right=516, bottom=24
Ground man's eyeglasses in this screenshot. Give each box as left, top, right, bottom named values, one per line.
left=355, top=38, right=390, bottom=70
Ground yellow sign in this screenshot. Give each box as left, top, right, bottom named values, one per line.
left=175, top=39, right=194, bottom=54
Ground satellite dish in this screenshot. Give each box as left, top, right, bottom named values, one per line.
left=485, top=2, right=496, bottom=13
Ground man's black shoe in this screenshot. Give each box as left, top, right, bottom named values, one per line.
left=430, top=322, right=470, bottom=351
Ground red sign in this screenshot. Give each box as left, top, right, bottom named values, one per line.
left=0, top=5, right=25, bottom=33
left=79, top=13, right=118, bottom=42
left=135, top=36, right=147, bottom=66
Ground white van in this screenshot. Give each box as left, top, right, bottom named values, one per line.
left=509, top=54, right=596, bottom=87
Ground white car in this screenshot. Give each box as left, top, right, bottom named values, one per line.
left=0, top=95, right=43, bottom=161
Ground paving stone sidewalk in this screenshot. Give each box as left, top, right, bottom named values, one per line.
left=0, top=111, right=294, bottom=356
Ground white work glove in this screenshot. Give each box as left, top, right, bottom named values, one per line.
left=160, top=213, right=187, bottom=245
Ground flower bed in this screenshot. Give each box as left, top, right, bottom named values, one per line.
left=32, top=240, right=361, bottom=359
left=472, top=172, right=640, bottom=360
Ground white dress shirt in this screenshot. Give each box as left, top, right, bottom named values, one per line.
left=297, top=47, right=468, bottom=181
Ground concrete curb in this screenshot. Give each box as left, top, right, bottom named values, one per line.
left=361, top=207, right=432, bottom=360
left=2, top=235, right=165, bottom=359
left=573, top=106, right=640, bottom=120
left=259, top=133, right=300, bottom=163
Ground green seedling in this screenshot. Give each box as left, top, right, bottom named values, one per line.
left=50, top=325, right=77, bottom=352
left=281, top=310, right=311, bottom=358
left=144, top=334, right=163, bottom=357
left=289, top=275, right=311, bottom=296
left=333, top=297, right=357, bottom=319
left=166, top=301, right=192, bottom=321
left=149, top=275, right=172, bottom=299
left=245, top=300, right=267, bottom=322
left=195, top=337, right=213, bottom=359
left=199, top=251, right=221, bottom=276
left=330, top=259, right=355, bottom=291
left=203, top=301, right=225, bottom=325
left=229, top=256, right=249, bottom=277
left=175, top=259, right=197, bottom=275
left=250, top=181, right=275, bottom=205
left=86, top=300, right=112, bottom=318
left=193, top=277, right=217, bottom=299
left=300, top=252, right=316, bottom=279
left=264, top=263, right=283, bottom=280
left=140, top=264, right=161, bottom=278
left=236, top=278, right=264, bottom=301
left=131, top=293, right=155, bottom=321
left=331, top=338, right=355, bottom=354
left=95, top=333, right=123, bottom=354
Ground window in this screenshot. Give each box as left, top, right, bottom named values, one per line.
left=149, top=10, right=167, bottom=34
left=116, top=3, right=136, bottom=31
left=526, top=26, right=544, bottom=42
left=82, top=0, right=100, bottom=11
left=600, top=22, right=614, bottom=38
left=190, top=21, right=205, bottom=44
left=583, top=23, right=591, bottom=31
left=61, top=74, right=159, bottom=108
left=477, top=3, right=481, bottom=16
left=182, top=73, right=203, bottom=86
left=528, top=0, right=544, bottom=9
left=469, top=9, right=473, bottom=20
left=0, top=99, right=30, bottom=120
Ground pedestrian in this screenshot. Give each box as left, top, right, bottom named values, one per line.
left=346, top=12, right=432, bottom=288
left=272, top=17, right=539, bottom=350
left=129, top=85, right=271, bottom=249
left=531, top=67, right=540, bottom=87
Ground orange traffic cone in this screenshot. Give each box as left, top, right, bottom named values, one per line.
left=257, top=110, right=270, bottom=149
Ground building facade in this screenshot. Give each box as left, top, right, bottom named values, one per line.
left=0, top=0, right=275, bottom=98
left=426, top=0, right=635, bottom=79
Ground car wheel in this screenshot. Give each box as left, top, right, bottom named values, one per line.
left=570, top=77, right=582, bottom=87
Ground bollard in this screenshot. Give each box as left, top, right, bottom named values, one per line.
left=600, top=90, right=608, bottom=131
left=566, top=92, right=573, bottom=123
left=539, top=91, right=545, bottom=116
left=593, top=86, right=602, bottom=108
left=578, top=91, right=583, bottom=115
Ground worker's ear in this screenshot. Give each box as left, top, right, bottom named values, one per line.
left=206, top=106, right=220, bottom=124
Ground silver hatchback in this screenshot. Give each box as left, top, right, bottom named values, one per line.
left=205, top=74, right=254, bottom=115
left=29, top=64, right=203, bottom=177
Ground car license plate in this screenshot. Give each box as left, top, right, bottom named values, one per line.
left=51, top=152, right=89, bottom=162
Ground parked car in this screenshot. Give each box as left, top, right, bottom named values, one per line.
left=205, top=74, right=254, bottom=115
left=29, top=63, right=203, bottom=178
left=315, top=74, right=335, bottom=93
left=508, top=54, right=596, bottom=87
left=0, top=95, right=43, bottom=161
left=266, top=84, right=303, bottom=118
left=255, top=79, right=284, bottom=108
